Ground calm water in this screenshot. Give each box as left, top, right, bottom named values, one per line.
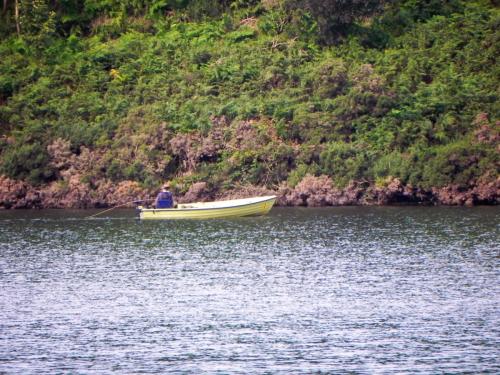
left=0, top=207, right=499, bottom=374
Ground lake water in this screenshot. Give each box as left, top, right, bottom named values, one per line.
left=0, top=207, right=499, bottom=374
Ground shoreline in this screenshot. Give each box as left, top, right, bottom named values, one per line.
left=1, top=175, right=498, bottom=209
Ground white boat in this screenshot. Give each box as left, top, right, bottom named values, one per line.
left=137, top=195, right=277, bottom=220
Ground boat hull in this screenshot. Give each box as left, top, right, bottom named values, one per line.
left=138, top=196, right=277, bottom=220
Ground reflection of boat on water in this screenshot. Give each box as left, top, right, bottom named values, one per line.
left=137, top=195, right=277, bottom=220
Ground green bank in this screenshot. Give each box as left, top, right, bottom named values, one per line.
left=0, top=0, right=498, bottom=206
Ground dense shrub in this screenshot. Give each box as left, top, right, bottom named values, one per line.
left=320, top=142, right=374, bottom=187
left=0, top=142, right=55, bottom=185
left=0, top=0, right=498, bottom=193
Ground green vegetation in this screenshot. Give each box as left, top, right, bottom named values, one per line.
left=0, top=0, right=498, bottom=193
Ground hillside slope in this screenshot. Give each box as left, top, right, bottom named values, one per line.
left=0, top=0, right=498, bottom=207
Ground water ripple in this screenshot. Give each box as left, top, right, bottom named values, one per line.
left=0, top=207, right=499, bottom=373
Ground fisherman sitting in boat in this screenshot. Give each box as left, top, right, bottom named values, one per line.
left=155, top=183, right=174, bottom=208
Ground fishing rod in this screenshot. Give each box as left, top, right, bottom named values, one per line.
left=86, top=198, right=153, bottom=219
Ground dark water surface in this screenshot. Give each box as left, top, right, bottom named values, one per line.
left=0, top=207, right=499, bottom=374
